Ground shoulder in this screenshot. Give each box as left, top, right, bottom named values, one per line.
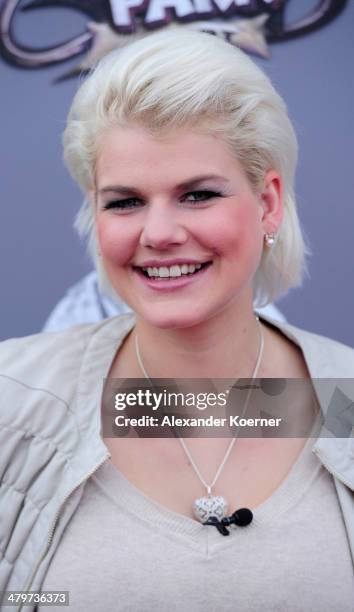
left=0, top=323, right=95, bottom=379
left=260, top=314, right=354, bottom=377
left=0, top=314, right=135, bottom=403
left=0, top=324, right=94, bottom=410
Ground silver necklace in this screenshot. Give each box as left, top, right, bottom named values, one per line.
left=134, top=315, right=264, bottom=524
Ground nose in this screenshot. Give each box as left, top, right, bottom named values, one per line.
left=139, top=201, right=188, bottom=249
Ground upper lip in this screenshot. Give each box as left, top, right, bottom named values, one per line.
left=133, top=259, right=212, bottom=268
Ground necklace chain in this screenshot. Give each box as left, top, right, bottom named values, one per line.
left=134, top=315, right=264, bottom=496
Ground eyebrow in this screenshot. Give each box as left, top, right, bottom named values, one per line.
left=97, top=174, right=230, bottom=195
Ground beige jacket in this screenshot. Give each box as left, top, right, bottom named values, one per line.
left=0, top=313, right=354, bottom=612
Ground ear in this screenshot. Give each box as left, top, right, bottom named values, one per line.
left=259, top=170, right=284, bottom=234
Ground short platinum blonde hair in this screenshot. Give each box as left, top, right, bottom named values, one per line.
left=63, top=28, right=310, bottom=307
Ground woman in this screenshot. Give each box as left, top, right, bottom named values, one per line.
left=0, top=30, right=353, bottom=611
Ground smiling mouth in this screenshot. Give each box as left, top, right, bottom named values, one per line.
left=133, top=261, right=212, bottom=280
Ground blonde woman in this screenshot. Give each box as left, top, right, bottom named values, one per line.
left=0, top=30, right=353, bottom=612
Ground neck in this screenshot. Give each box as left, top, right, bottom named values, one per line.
left=134, top=298, right=263, bottom=379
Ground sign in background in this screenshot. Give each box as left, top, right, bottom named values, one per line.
left=0, top=0, right=353, bottom=343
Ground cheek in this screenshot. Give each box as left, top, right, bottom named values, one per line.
left=235, top=204, right=263, bottom=247
left=96, top=217, right=137, bottom=265
left=203, top=201, right=262, bottom=257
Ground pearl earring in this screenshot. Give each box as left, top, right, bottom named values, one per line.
left=264, top=233, right=276, bottom=247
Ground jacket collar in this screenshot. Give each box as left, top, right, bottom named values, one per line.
left=256, top=312, right=354, bottom=491
left=74, top=312, right=354, bottom=491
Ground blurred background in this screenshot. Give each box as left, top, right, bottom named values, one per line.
left=0, top=0, right=353, bottom=343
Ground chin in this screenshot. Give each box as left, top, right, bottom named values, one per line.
left=137, top=308, right=207, bottom=330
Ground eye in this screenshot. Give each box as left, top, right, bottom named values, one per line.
left=182, top=190, right=224, bottom=203
left=103, top=198, right=143, bottom=211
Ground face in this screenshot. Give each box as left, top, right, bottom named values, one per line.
left=94, top=125, right=282, bottom=329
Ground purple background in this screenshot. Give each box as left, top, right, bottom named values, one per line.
left=0, top=0, right=353, bottom=344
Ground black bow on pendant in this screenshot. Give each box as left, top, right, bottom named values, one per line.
left=204, top=508, right=253, bottom=536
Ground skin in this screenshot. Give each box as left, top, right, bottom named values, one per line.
left=91, top=124, right=311, bottom=519
left=92, top=124, right=284, bottom=379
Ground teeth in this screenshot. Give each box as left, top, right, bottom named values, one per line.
left=158, top=266, right=169, bottom=278
left=170, top=265, right=182, bottom=277
left=143, top=262, right=205, bottom=278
